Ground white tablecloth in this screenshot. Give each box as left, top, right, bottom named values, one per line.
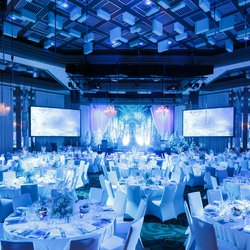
left=3, top=202, right=115, bottom=250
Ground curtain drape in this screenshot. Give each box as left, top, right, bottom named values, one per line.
left=150, top=106, right=174, bottom=139
left=0, top=85, right=13, bottom=154
left=90, top=105, right=112, bottom=144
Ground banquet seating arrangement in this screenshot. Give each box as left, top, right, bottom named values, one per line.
left=100, top=217, right=144, bottom=250
left=0, top=148, right=249, bottom=250
left=68, top=234, right=101, bottom=250
left=115, top=199, right=147, bottom=239
left=20, top=184, right=39, bottom=203
left=0, top=199, right=13, bottom=223
left=183, top=201, right=195, bottom=250
left=192, top=217, right=237, bottom=250
left=207, top=189, right=223, bottom=205
left=187, top=192, right=204, bottom=219
left=12, top=193, right=32, bottom=211
left=1, top=240, right=35, bottom=250
left=147, top=184, right=177, bottom=222
left=125, top=185, right=142, bottom=219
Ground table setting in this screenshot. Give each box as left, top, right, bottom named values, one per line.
left=3, top=198, right=115, bottom=250
left=204, top=200, right=250, bottom=250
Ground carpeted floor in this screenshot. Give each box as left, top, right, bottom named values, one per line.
left=76, top=173, right=208, bottom=250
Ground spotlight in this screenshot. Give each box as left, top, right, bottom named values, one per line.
left=68, top=81, right=73, bottom=88
left=33, top=72, right=39, bottom=78
left=75, top=82, right=81, bottom=88
left=61, top=1, right=69, bottom=8
left=145, top=0, right=152, bottom=5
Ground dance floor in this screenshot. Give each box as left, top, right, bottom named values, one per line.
left=76, top=173, right=208, bottom=250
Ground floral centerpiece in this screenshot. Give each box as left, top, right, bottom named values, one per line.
left=51, top=188, right=74, bottom=219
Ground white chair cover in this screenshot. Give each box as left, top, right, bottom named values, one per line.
left=188, top=191, right=204, bottom=218
left=207, top=189, right=223, bottom=204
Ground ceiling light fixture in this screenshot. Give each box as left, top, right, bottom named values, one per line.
left=104, top=105, right=117, bottom=117
left=156, top=105, right=169, bottom=116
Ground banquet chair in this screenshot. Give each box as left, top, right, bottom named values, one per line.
left=227, top=167, right=235, bottom=177
left=12, top=193, right=32, bottom=211
left=20, top=184, right=39, bottom=203
left=148, top=184, right=177, bottom=222
left=187, top=192, right=204, bottom=218
left=88, top=187, right=103, bottom=203
left=125, top=185, right=142, bottom=219
left=224, top=181, right=240, bottom=200
left=114, top=190, right=127, bottom=218
left=115, top=198, right=147, bottom=239
left=82, top=162, right=90, bottom=186
left=192, top=217, right=238, bottom=250
left=56, top=167, right=64, bottom=179
left=170, top=171, right=182, bottom=183
left=108, top=171, right=120, bottom=190
left=88, top=156, right=101, bottom=173
left=101, top=163, right=109, bottom=180
left=192, top=217, right=218, bottom=250
left=0, top=198, right=13, bottom=222
left=110, top=166, right=121, bottom=180
left=183, top=201, right=195, bottom=250
left=240, top=185, right=250, bottom=200
left=74, top=165, right=84, bottom=189
left=207, top=189, right=223, bottom=205
left=151, top=168, right=162, bottom=178
left=241, top=160, right=249, bottom=171
left=1, top=240, right=34, bottom=250
left=108, top=160, right=115, bottom=169
left=204, top=172, right=213, bottom=190
left=211, top=176, right=219, bottom=189
left=104, top=180, right=115, bottom=206
left=216, top=169, right=228, bottom=185
left=100, top=217, right=144, bottom=250
left=68, top=234, right=101, bottom=250
left=99, top=174, right=108, bottom=204
left=205, top=166, right=216, bottom=177
left=173, top=182, right=186, bottom=217
left=2, top=171, right=16, bottom=181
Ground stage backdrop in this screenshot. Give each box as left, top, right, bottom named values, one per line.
left=80, top=104, right=174, bottom=149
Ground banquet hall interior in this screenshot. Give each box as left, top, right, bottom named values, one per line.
left=0, top=0, right=250, bottom=249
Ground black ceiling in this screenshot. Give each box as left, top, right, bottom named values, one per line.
left=0, top=0, right=250, bottom=103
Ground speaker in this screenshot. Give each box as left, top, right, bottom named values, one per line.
left=70, top=90, right=80, bottom=103
left=0, top=0, right=7, bottom=13
left=189, top=91, right=199, bottom=106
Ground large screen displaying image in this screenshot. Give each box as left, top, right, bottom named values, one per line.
left=30, top=106, right=80, bottom=137
left=183, top=107, right=234, bottom=137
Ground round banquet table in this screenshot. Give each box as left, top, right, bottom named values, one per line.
left=3, top=201, right=115, bottom=250
left=204, top=200, right=250, bottom=250
left=119, top=176, right=177, bottom=201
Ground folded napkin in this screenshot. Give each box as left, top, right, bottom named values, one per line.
left=28, top=230, right=47, bottom=239
left=214, top=217, right=226, bottom=224
left=92, top=219, right=111, bottom=228
left=49, top=228, right=61, bottom=239
left=204, top=205, right=217, bottom=212
left=9, top=212, right=22, bottom=218
left=243, top=225, right=250, bottom=233
left=78, top=223, right=96, bottom=233
left=14, top=228, right=32, bottom=236
left=5, top=218, right=26, bottom=225
left=101, top=212, right=114, bottom=220
left=102, top=206, right=113, bottom=212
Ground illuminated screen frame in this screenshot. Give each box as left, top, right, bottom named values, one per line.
left=30, top=106, right=81, bottom=137
left=183, top=106, right=235, bottom=137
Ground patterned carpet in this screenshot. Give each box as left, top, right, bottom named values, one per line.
left=76, top=173, right=207, bottom=250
